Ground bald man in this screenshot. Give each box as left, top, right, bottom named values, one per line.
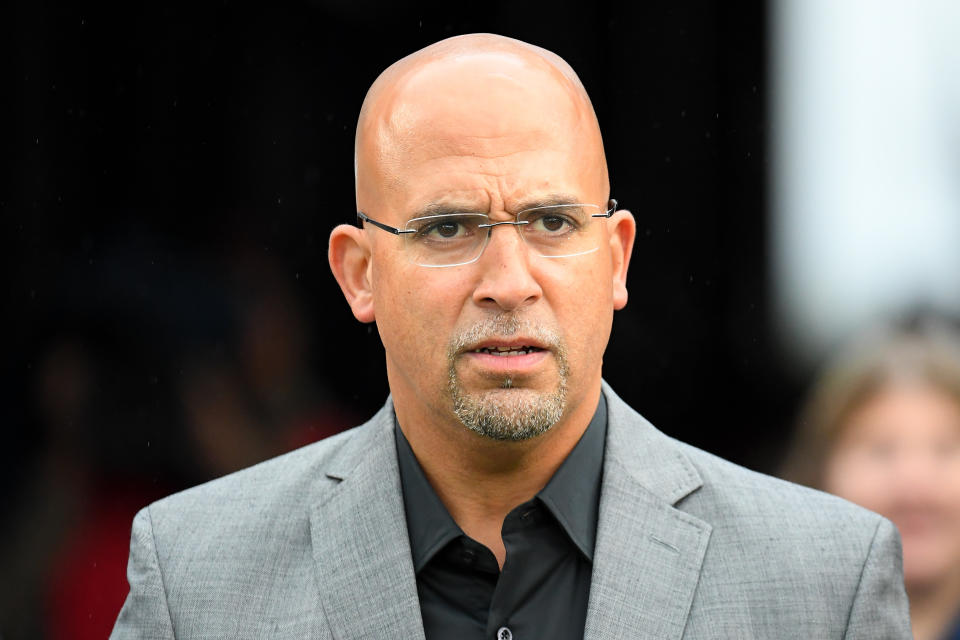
left=112, top=35, right=911, bottom=639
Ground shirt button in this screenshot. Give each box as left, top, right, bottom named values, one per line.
left=496, top=627, right=513, bottom=640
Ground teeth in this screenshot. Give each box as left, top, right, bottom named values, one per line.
left=474, top=346, right=538, bottom=356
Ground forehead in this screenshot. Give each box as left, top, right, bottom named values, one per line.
left=393, top=54, right=579, bottom=129
left=357, top=53, right=606, bottom=215
left=845, top=382, right=960, bottom=439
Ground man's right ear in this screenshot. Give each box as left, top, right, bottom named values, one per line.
left=328, top=224, right=376, bottom=323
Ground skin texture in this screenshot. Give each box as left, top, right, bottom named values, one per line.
left=329, top=34, right=635, bottom=566
left=824, top=382, right=960, bottom=640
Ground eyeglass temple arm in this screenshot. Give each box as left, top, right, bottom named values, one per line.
left=591, top=198, right=619, bottom=218
left=356, top=211, right=414, bottom=235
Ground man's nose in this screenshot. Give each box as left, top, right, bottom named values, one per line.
left=471, top=223, right=542, bottom=312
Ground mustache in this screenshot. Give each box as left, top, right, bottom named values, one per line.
left=447, top=314, right=564, bottom=357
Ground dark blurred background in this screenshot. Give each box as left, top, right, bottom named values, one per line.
left=6, top=1, right=782, bottom=637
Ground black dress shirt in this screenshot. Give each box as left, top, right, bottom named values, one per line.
left=395, top=395, right=607, bottom=640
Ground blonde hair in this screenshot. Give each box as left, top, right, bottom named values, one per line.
left=782, top=314, right=960, bottom=489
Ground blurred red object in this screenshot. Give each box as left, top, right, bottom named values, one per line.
left=46, top=485, right=155, bottom=640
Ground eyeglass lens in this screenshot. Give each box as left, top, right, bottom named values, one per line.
left=402, top=204, right=604, bottom=267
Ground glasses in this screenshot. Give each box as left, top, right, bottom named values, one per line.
left=357, top=199, right=617, bottom=268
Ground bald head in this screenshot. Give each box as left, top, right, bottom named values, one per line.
left=354, top=34, right=609, bottom=216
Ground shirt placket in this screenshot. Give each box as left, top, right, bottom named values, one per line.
left=484, top=501, right=542, bottom=640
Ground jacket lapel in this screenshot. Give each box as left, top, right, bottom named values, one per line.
left=584, top=384, right=713, bottom=640
left=309, top=401, right=425, bottom=640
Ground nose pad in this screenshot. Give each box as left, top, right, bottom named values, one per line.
left=479, top=220, right=530, bottom=259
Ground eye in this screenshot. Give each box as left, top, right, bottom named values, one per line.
left=430, top=221, right=462, bottom=238
left=541, top=215, right=568, bottom=232
left=526, top=211, right=578, bottom=234
left=864, top=440, right=896, bottom=462
left=408, top=215, right=480, bottom=241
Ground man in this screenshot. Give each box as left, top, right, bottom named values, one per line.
left=112, top=34, right=911, bottom=638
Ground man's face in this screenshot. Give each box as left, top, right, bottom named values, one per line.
left=348, top=52, right=632, bottom=440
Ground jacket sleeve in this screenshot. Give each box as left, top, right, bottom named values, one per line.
left=843, top=517, right=912, bottom=639
left=110, top=507, right=176, bottom=639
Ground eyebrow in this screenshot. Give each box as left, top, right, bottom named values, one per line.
left=513, top=193, right=583, bottom=211
left=411, top=193, right=583, bottom=219
left=412, top=201, right=484, bottom=218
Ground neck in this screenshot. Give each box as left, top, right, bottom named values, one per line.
left=395, top=379, right=601, bottom=568
left=908, top=566, right=960, bottom=640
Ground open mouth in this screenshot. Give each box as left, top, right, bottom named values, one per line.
left=472, top=346, right=545, bottom=357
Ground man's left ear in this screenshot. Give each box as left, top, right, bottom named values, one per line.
left=608, top=208, right=636, bottom=310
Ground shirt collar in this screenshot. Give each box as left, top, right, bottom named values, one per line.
left=537, top=393, right=606, bottom=561
left=395, top=393, right=607, bottom=572
left=394, top=423, right=463, bottom=573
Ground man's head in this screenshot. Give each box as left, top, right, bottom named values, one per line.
left=329, top=34, right=635, bottom=442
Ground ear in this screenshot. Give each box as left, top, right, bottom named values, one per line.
left=607, top=209, right=636, bottom=310
left=328, top=224, right=376, bottom=323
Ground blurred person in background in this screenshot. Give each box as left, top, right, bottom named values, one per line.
left=0, top=330, right=178, bottom=640
left=0, top=236, right=353, bottom=639
left=783, top=313, right=960, bottom=640
left=179, top=246, right=359, bottom=477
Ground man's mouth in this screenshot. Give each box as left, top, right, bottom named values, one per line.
left=472, top=346, right=545, bottom=357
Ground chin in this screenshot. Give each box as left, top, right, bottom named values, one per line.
left=450, top=380, right=567, bottom=442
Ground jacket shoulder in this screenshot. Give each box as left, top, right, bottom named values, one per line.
left=600, top=382, right=909, bottom=636
left=120, top=416, right=390, bottom=636
left=675, top=438, right=883, bottom=535
left=149, top=421, right=367, bottom=525
left=672, top=441, right=909, bottom=637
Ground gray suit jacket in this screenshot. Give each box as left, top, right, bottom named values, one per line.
left=112, top=383, right=911, bottom=639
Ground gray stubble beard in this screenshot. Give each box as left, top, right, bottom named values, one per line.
left=447, top=315, right=570, bottom=441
